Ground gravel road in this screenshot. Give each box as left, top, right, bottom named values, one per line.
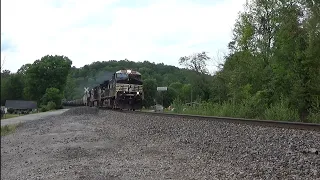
left=1, top=109, right=69, bottom=126
left=1, top=107, right=319, bottom=180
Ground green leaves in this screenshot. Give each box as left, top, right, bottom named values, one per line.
left=24, top=55, right=72, bottom=103
left=41, top=87, right=63, bottom=107
left=1, top=73, right=25, bottom=104
left=142, top=79, right=157, bottom=108
left=213, top=0, right=320, bottom=121
left=1, top=55, right=72, bottom=110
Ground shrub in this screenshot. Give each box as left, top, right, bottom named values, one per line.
left=307, top=112, right=320, bottom=123
left=41, top=88, right=63, bottom=108
left=263, top=98, right=300, bottom=121
left=46, top=101, right=56, bottom=110
left=7, top=108, right=14, bottom=114
left=40, top=106, right=48, bottom=112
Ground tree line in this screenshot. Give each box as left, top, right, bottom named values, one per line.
left=1, top=0, right=319, bottom=122
left=1, top=55, right=72, bottom=111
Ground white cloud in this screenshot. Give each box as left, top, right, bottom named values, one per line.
left=1, top=0, right=246, bottom=73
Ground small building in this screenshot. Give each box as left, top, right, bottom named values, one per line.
left=5, top=100, right=37, bottom=114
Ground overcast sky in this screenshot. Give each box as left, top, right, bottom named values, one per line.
left=1, top=0, right=246, bottom=73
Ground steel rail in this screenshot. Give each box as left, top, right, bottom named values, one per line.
left=120, top=110, right=320, bottom=131
left=63, top=106, right=320, bottom=131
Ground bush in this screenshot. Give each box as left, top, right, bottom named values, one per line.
left=40, top=106, right=48, bottom=112
left=46, top=101, right=56, bottom=110
left=307, top=112, right=320, bottom=123
left=171, top=97, right=302, bottom=122
left=41, top=88, right=63, bottom=108
left=263, top=98, right=300, bottom=121
left=7, top=108, right=14, bottom=114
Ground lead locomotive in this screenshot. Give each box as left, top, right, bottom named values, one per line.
left=83, top=69, right=143, bottom=110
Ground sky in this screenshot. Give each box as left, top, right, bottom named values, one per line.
left=1, top=0, right=246, bottom=73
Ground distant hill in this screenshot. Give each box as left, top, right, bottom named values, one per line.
left=66, top=59, right=203, bottom=99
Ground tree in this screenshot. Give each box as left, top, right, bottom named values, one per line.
left=155, top=87, right=176, bottom=108
left=1, top=69, right=11, bottom=78
left=24, top=55, right=72, bottom=102
left=168, top=82, right=183, bottom=100
left=181, top=84, right=192, bottom=103
left=179, top=51, right=211, bottom=74
left=64, top=73, right=77, bottom=100
left=41, top=87, right=63, bottom=108
left=221, top=0, right=320, bottom=121
left=1, top=73, right=25, bottom=105
left=142, top=79, right=157, bottom=108
left=17, top=64, right=32, bottom=75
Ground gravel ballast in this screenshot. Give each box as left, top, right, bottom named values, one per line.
left=1, top=107, right=319, bottom=179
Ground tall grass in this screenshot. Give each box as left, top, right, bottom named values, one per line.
left=263, top=99, right=300, bottom=121
left=307, top=112, right=320, bottom=123
left=170, top=98, right=319, bottom=123
left=1, top=123, right=20, bottom=136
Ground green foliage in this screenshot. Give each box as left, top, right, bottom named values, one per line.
left=307, top=112, right=320, bottom=123
left=24, top=55, right=72, bottom=102
left=63, top=73, right=77, bottom=100
left=41, top=88, right=63, bottom=108
left=1, top=124, right=19, bottom=136
left=7, top=108, right=14, bottom=114
left=263, top=98, right=300, bottom=121
left=155, top=87, right=176, bottom=108
left=180, top=84, right=192, bottom=103
left=46, top=101, right=56, bottom=111
left=1, top=73, right=25, bottom=105
left=172, top=100, right=301, bottom=122
left=142, top=79, right=157, bottom=108
left=17, top=64, right=31, bottom=75
left=209, top=0, right=320, bottom=122
left=40, top=106, right=48, bottom=112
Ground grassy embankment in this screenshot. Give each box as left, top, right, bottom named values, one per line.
left=1, top=114, right=21, bottom=120
left=170, top=99, right=320, bottom=123
left=1, top=123, right=21, bottom=136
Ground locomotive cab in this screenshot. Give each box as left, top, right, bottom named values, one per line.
left=113, top=70, right=143, bottom=110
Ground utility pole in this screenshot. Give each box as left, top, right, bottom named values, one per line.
left=162, top=91, right=164, bottom=108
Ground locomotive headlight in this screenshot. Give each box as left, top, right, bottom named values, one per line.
left=137, top=91, right=139, bottom=95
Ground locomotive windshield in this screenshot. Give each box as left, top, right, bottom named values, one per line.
left=116, top=73, right=128, bottom=79
left=129, top=74, right=141, bottom=80
left=116, top=72, right=142, bottom=85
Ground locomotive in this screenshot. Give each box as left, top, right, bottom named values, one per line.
left=63, top=69, right=144, bottom=110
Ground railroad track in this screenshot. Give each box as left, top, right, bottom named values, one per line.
left=63, top=106, right=320, bottom=131
left=120, top=110, right=320, bottom=131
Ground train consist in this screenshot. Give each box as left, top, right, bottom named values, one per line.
left=63, top=69, right=144, bottom=110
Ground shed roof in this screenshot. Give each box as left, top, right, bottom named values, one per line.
left=5, top=100, right=37, bottom=109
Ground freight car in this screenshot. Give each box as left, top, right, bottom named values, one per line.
left=63, top=69, right=144, bottom=111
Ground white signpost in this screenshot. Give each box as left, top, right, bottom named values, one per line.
left=157, top=87, right=167, bottom=91
left=157, top=87, right=167, bottom=112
